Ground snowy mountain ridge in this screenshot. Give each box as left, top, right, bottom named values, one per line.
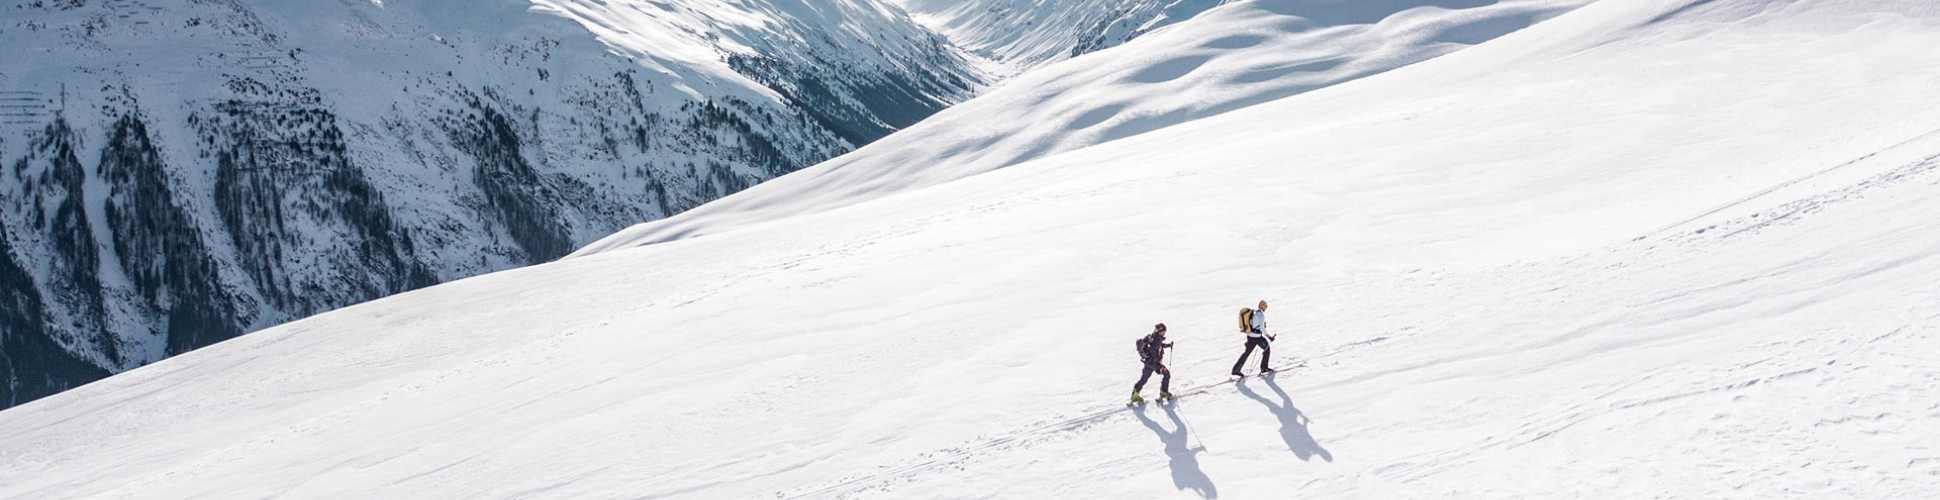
left=4, top=0, right=1937, bottom=498
left=896, top=0, right=1237, bottom=73
left=581, top=0, right=1589, bottom=254
left=0, top=0, right=980, bottom=407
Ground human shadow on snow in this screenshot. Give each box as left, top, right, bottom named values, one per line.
left=1133, top=402, right=1218, bottom=499
left=1236, top=374, right=1333, bottom=462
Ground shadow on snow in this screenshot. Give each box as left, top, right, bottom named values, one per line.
left=1134, top=402, right=1218, bottom=498
left=1237, top=374, right=1332, bottom=462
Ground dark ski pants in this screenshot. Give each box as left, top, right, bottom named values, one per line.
left=1231, top=336, right=1270, bottom=374
left=1134, top=363, right=1170, bottom=394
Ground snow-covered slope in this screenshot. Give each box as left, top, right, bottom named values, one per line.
left=580, top=0, right=1588, bottom=254
left=7, top=0, right=1940, bottom=498
left=0, top=0, right=979, bottom=407
left=895, top=0, right=1234, bottom=72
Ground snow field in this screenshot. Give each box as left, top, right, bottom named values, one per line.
left=4, top=0, right=1940, bottom=498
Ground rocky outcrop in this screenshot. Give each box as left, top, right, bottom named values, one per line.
left=198, top=82, right=437, bottom=317
left=101, top=114, right=241, bottom=355
left=0, top=214, right=108, bottom=408
left=0, top=0, right=983, bottom=408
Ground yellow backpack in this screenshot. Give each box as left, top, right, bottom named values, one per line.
left=1238, top=308, right=1253, bottom=332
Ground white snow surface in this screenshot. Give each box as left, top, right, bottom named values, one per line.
left=894, top=0, right=1232, bottom=71
left=7, top=0, right=1940, bottom=498
left=579, top=0, right=1591, bottom=254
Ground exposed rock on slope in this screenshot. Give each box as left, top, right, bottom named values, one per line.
left=0, top=0, right=981, bottom=407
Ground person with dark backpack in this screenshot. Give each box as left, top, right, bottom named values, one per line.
left=1132, top=323, right=1174, bottom=404
left=1231, top=300, right=1277, bottom=377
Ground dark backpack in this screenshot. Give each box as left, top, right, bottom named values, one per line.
left=1135, top=336, right=1154, bottom=362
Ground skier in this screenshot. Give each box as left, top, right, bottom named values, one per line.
left=1231, top=300, right=1276, bottom=377
left=1132, top=322, right=1174, bottom=404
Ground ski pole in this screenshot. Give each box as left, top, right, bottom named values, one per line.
left=1163, top=343, right=1173, bottom=390
left=1173, top=398, right=1208, bottom=452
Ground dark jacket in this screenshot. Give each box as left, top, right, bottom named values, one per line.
left=1137, top=333, right=1170, bottom=366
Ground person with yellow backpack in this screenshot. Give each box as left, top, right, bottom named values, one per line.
left=1231, top=300, right=1277, bottom=378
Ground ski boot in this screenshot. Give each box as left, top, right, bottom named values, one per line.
left=1129, top=391, right=1145, bottom=405
left=1159, top=392, right=1176, bottom=402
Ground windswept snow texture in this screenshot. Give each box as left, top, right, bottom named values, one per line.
left=0, top=0, right=978, bottom=407
left=580, top=0, right=1589, bottom=254
left=8, top=0, right=1940, bottom=498
left=896, top=0, right=1236, bottom=71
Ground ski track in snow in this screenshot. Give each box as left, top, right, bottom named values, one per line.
left=789, top=3, right=1940, bottom=492
left=5, top=0, right=1940, bottom=498
left=783, top=335, right=1387, bottom=498
left=797, top=143, right=1940, bottom=496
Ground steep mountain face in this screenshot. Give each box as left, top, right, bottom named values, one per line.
left=584, top=0, right=1589, bottom=254
left=0, top=0, right=980, bottom=407
left=896, top=0, right=1236, bottom=72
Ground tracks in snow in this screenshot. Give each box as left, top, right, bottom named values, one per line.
left=779, top=335, right=1393, bottom=498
